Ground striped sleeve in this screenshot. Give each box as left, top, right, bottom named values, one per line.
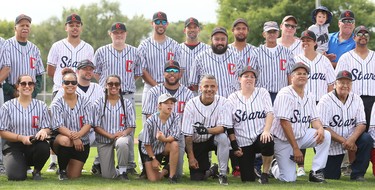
left=169, top=113, right=181, bottom=140
left=142, top=116, right=155, bottom=145
left=181, top=100, right=195, bottom=136
left=125, top=99, right=136, bottom=128
left=93, top=97, right=104, bottom=127
left=274, top=91, right=294, bottom=121
left=0, top=102, right=11, bottom=131
left=50, top=98, right=65, bottom=130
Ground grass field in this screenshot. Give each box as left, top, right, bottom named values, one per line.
left=0, top=106, right=374, bottom=189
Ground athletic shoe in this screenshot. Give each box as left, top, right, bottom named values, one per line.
left=27, top=167, right=33, bottom=174
left=91, top=164, right=101, bottom=175
left=139, top=169, right=147, bottom=179
left=232, top=166, right=241, bottom=177
left=341, top=164, right=352, bottom=176
left=351, top=176, right=365, bottom=181
left=32, top=171, right=42, bottom=180
left=0, top=165, right=6, bottom=175
left=46, top=162, right=58, bottom=172
left=258, top=173, right=269, bottom=184
left=270, top=159, right=278, bottom=179
left=309, top=170, right=326, bottom=183
left=254, top=167, right=261, bottom=178
left=297, top=167, right=306, bottom=177
left=218, top=174, right=228, bottom=185
left=58, top=170, right=68, bottom=181
left=204, top=163, right=219, bottom=179
left=168, top=175, right=178, bottom=184
left=119, top=172, right=129, bottom=180
left=126, top=168, right=138, bottom=175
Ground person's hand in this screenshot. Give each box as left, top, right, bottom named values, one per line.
left=293, top=148, right=304, bottom=164
left=234, top=148, right=243, bottom=157
left=314, top=127, right=325, bottom=144
left=20, top=135, right=32, bottom=145
left=343, top=138, right=357, bottom=152
left=151, top=159, right=161, bottom=170
left=260, top=131, right=273, bottom=143
left=73, top=138, right=84, bottom=152
left=70, top=131, right=80, bottom=140
left=156, top=131, right=165, bottom=141
left=35, top=130, right=48, bottom=141
left=188, top=157, right=199, bottom=169
left=324, top=53, right=337, bottom=62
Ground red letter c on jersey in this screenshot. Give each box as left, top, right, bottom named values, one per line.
left=126, top=60, right=133, bottom=72
left=228, top=63, right=235, bottom=75
left=280, top=59, right=286, bottom=71
left=30, top=57, right=36, bottom=69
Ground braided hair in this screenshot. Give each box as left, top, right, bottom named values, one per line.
left=102, top=75, right=127, bottom=121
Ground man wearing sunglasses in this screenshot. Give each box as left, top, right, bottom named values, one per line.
left=277, top=15, right=303, bottom=56
left=326, top=10, right=356, bottom=68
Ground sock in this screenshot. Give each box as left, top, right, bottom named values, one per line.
left=50, top=155, right=57, bottom=164
left=118, top=166, right=127, bottom=174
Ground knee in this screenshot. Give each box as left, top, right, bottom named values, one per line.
left=216, top=134, right=229, bottom=147
left=170, top=140, right=179, bottom=151
left=57, top=135, right=73, bottom=147
left=323, top=130, right=331, bottom=143
left=7, top=172, right=27, bottom=181
left=35, top=141, right=50, bottom=153
left=358, top=133, right=373, bottom=146
left=116, top=137, right=130, bottom=148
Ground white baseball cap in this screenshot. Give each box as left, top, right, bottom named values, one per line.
left=158, top=93, right=177, bottom=104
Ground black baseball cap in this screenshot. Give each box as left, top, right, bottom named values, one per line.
left=185, top=17, right=199, bottom=27
left=15, top=14, right=32, bottom=24
left=291, top=62, right=310, bottom=74
left=164, top=60, right=180, bottom=70
left=153, top=11, right=167, bottom=21
left=300, top=30, right=316, bottom=41
left=354, top=25, right=369, bottom=35
left=232, top=18, right=248, bottom=28
left=340, top=10, right=355, bottom=20
left=336, top=70, right=352, bottom=80
left=77, top=59, right=95, bottom=70
left=66, top=14, right=82, bottom=25
left=240, top=66, right=258, bottom=78
left=111, top=22, right=126, bottom=32
left=211, top=27, right=228, bottom=37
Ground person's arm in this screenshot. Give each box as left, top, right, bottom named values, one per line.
left=0, top=66, right=10, bottom=83
left=94, top=126, right=115, bottom=140
left=32, top=75, right=43, bottom=98
left=142, top=69, right=158, bottom=86
left=0, top=130, right=32, bottom=145
left=46, top=65, right=55, bottom=79
left=344, top=124, right=366, bottom=151
left=325, top=127, right=346, bottom=144
left=311, top=119, right=325, bottom=145
left=185, top=136, right=199, bottom=169
left=207, top=126, right=225, bottom=134
left=260, top=113, right=274, bottom=143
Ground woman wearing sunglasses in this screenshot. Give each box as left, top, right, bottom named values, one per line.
left=0, top=74, right=51, bottom=181
left=50, top=69, right=93, bottom=180
left=92, top=75, right=136, bottom=180
left=277, top=15, right=303, bottom=56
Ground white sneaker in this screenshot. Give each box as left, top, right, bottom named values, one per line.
left=297, top=167, right=306, bottom=177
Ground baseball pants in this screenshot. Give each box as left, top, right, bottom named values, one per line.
left=122, top=93, right=136, bottom=170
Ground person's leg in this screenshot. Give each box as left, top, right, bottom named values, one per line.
left=29, top=141, right=50, bottom=172
left=3, top=144, right=27, bottom=180
left=214, top=133, right=229, bottom=175
left=238, top=146, right=252, bottom=182
left=123, top=93, right=137, bottom=173
left=164, top=140, right=179, bottom=178
left=259, top=135, right=274, bottom=176
left=324, top=154, right=344, bottom=179
left=229, top=149, right=240, bottom=177
left=67, top=144, right=90, bottom=179
left=116, top=136, right=131, bottom=177
left=190, top=140, right=210, bottom=180
left=97, top=142, right=116, bottom=179
left=273, top=138, right=296, bottom=182
left=360, top=96, right=375, bottom=132
left=371, top=148, right=375, bottom=176
left=177, top=133, right=185, bottom=178
left=350, top=133, right=373, bottom=179
left=143, top=154, right=168, bottom=182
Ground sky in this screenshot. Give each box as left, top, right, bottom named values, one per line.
left=0, top=0, right=219, bottom=24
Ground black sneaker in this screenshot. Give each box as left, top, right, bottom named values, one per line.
left=168, top=175, right=178, bottom=184
left=218, top=174, right=228, bottom=185
left=32, top=171, right=42, bottom=180
left=309, top=170, right=326, bottom=183
left=58, top=170, right=68, bottom=181
left=46, top=162, right=58, bottom=172
left=91, top=164, right=101, bottom=175
left=119, top=172, right=129, bottom=180
left=139, top=169, right=147, bottom=179
left=126, top=168, right=138, bottom=175
left=254, top=167, right=262, bottom=178
left=258, top=173, right=269, bottom=184
left=205, top=163, right=219, bottom=179
left=351, top=176, right=365, bottom=181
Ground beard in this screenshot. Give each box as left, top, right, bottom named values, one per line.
left=211, top=44, right=228, bottom=54
left=235, top=35, right=247, bottom=42
left=165, top=78, right=179, bottom=86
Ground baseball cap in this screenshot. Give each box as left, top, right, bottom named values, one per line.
left=164, top=60, right=180, bottom=70
left=240, top=66, right=258, bottom=78
left=153, top=11, right=168, bottom=21
left=185, top=17, right=199, bottom=27
left=281, top=15, right=298, bottom=24
left=77, top=59, right=95, bottom=70
left=211, top=27, right=228, bottom=37
left=15, top=14, right=32, bottom=24
left=158, top=93, right=177, bottom=104
left=111, top=22, right=127, bottom=32
left=263, top=21, right=279, bottom=32
left=354, top=25, right=369, bottom=35
left=336, top=70, right=353, bottom=80
left=232, top=18, right=248, bottom=28
left=340, top=10, right=355, bottom=20
left=291, top=62, right=310, bottom=74
left=66, top=14, right=82, bottom=25
left=300, top=30, right=316, bottom=41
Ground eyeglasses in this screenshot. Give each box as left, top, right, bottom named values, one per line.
left=165, top=68, right=180, bottom=73
left=341, top=19, right=355, bottom=24
left=19, top=81, right=35, bottom=87
left=356, top=32, right=370, bottom=38
left=107, top=82, right=121, bottom=87
left=63, top=80, right=78, bottom=85
left=284, top=23, right=297, bottom=29
left=154, top=20, right=167, bottom=26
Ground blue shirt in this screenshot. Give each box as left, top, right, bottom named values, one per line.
left=327, top=32, right=355, bottom=63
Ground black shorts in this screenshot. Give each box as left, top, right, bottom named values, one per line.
left=53, top=144, right=90, bottom=163
left=142, top=153, right=169, bottom=165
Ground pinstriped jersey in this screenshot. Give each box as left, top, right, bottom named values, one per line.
left=0, top=99, right=50, bottom=135
left=0, top=37, right=5, bottom=68
left=249, top=44, right=295, bottom=93
left=142, top=84, right=194, bottom=122
left=179, top=42, right=209, bottom=87
left=188, top=48, right=245, bottom=98
left=294, top=53, right=336, bottom=101
left=47, top=39, right=94, bottom=92
left=94, top=44, right=142, bottom=92
left=53, top=83, right=104, bottom=103
left=228, top=88, right=273, bottom=147
left=369, top=103, right=375, bottom=147
left=182, top=95, right=232, bottom=143
left=272, top=86, right=319, bottom=141
left=317, top=91, right=366, bottom=155
left=141, top=112, right=180, bottom=155
left=93, top=96, right=136, bottom=144
left=336, top=50, right=375, bottom=96
left=277, top=38, right=303, bottom=57
left=0, top=37, right=44, bottom=84
left=138, top=36, right=181, bottom=83
left=50, top=94, right=93, bottom=145
left=228, top=43, right=256, bottom=65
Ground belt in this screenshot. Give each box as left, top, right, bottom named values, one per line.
left=121, top=91, right=134, bottom=95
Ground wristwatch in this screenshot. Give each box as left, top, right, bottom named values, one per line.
left=149, top=156, right=156, bottom=160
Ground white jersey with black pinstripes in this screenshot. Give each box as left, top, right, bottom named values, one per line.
left=336, top=50, right=375, bottom=96
left=93, top=96, right=136, bottom=144
left=317, top=91, right=366, bottom=155
left=53, top=83, right=104, bottom=103
left=0, top=37, right=44, bottom=84
left=0, top=37, right=5, bottom=68
left=0, top=99, right=50, bottom=135
left=182, top=95, right=232, bottom=143
left=228, top=43, right=256, bottom=65
left=277, top=38, right=303, bottom=57
left=228, top=88, right=273, bottom=147
left=142, top=84, right=194, bottom=121
left=47, top=39, right=94, bottom=92
left=138, top=36, right=181, bottom=83
left=188, top=48, right=245, bottom=98
left=141, top=112, right=181, bottom=155
left=50, top=94, right=93, bottom=145
left=369, top=103, right=375, bottom=147
left=94, top=44, right=142, bottom=92
left=294, top=53, right=336, bottom=101
left=249, top=44, right=295, bottom=93
left=271, top=86, right=319, bottom=141
left=179, top=42, right=209, bottom=87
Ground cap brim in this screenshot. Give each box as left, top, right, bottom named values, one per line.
left=264, top=27, right=279, bottom=32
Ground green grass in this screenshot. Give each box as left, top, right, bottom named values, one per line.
left=1, top=106, right=374, bottom=189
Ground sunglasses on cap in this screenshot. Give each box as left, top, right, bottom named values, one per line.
left=19, top=81, right=35, bottom=87
left=341, top=19, right=355, bottom=24
left=356, top=32, right=369, bottom=38
left=63, top=80, right=78, bottom=85
left=284, top=23, right=297, bottom=29
left=154, top=20, right=167, bottom=26
left=165, top=68, right=180, bottom=73
left=107, top=82, right=121, bottom=87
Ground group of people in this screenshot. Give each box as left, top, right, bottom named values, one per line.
left=0, top=5, right=374, bottom=187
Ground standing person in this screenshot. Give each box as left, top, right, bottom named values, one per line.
left=227, top=67, right=274, bottom=184
left=182, top=75, right=231, bottom=185
left=270, top=63, right=331, bottom=183
left=189, top=27, right=245, bottom=98
left=141, top=93, right=180, bottom=183
left=249, top=21, right=295, bottom=103
left=179, top=17, right=209, bottom=93
left=317, top=70, right=373, bottom=181
left=308, top=6, right=333, bottom=54
left=47, top=13, right=94, bottom=96
left=1, top=14, right=44, bottom=102
left=326, top=10, right=356, bottom=68
left=92, top=75, right=136, bottom=180
left=50, top=70, right=93, bottom=180
left=277, top=15, right=303, bottom=56
left=0, top=75, right=50, bottom=181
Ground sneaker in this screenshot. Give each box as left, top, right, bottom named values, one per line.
left=270, top=159, right=278, bottom=179
left=91, top=164, right=101, bottom=175
left=258, top=173, right=269, bottom=184
left=168, top=175, right=178, bottom=184
left=205, top=163, right=219, bottom=179
left=0, top=165, right=6, bottom=175
left=218, top=174, right=228, bottom=185
left=119, top=172, right=129, bottom=180
left=309, top=170, right=326, bottom=183
left=27, top=167, right=33, bottom=174
left=351, top=176, right=365, bottom=181
left=341, top=164, right=352, bottom=176
left=232, top=166, right=241, bottom=177
left=126, top=168, right=138, bottom=175
left=254, top=167, right=261, bottom=178
left=32, top=171, right=42, bottom=180
left=58, top=170, right=68, bottom=181
left=139, top=169, right=147, bottom=179
left=46, top=162, right=58, bottom=172
left=297, top=167, right=306, bottom=177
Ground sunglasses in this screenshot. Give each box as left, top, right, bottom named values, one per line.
left=107, top=82, right=121, bottom=87
left=154, top=20, right=167, bottom=26
left=63, top=80, right=78, bottom=85
left=165, top=68, right=180, bottom=73
left=284, top=23, right=297, bottom=29
left=341, top=19, right=355, bottom=24
left=19, top=81, right=35, bottom=87
left=356, top=32, right=370, bottom=38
